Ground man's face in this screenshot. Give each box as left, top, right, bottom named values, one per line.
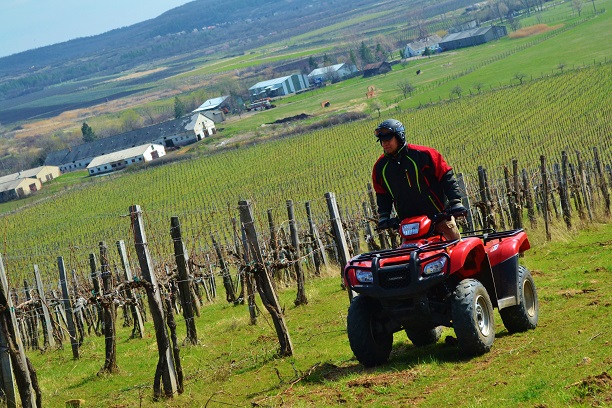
left=381, top=136, right=400, bottom=155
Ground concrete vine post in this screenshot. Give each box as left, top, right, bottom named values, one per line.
left=116, top=240, right=145, bottom=338
left=287, top=200, right=307, bottom=306
left=129, top=205, right=179, bottom=400
left=238, top=200, right=294, bottom=357
left=57, top=257, right=79, bottom=360
left=33, top=265, right=55, bottom=350
left=170, top=216, right=197, bottom=345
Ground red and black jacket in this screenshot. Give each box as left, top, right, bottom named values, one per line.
left=372, top=143, right=463, bottom=220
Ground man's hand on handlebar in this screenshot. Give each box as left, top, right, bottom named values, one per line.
left=377, top=216, right=400, bottom=230
left=449, top=202, right=467, bottom=217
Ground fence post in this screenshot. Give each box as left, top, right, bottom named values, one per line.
left=367, top=183, right=388, bottom=249
left=33, top=264, right=55, bottom=349
left=593, top=147, right=611, bottom=215
left=239, top=200, right=294, bottom=357
left=98, top=242, right=118, bottom=374
left=170, top=217, right=197, bottom=344
left=129, top=205, right=178, bottom=399
left=57, top=257, right=79, bottom=360
left=457, top=173, right=474, bottom=231
left=116, top=240, right=145, bottom=338
left=287, top=200, right=307, bottom=306
left=555, top=161, right=572, bottom=229
left=306, top=201, right=328, bottom=273
left=577, top=151, right=593, bottom=221
left=0, top=253, right=38, bottom=407
left=325, top=192, right=355, bottom=301
left=477, top=166, right=496, bottom=230
left=512, top=160, right=523, bottom=229
left=211, top=234, right=236, bottom=304
left=540, top=156, right=552, bottom=241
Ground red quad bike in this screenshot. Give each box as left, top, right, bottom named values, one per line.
left=344, top=213, right=539, bottom=367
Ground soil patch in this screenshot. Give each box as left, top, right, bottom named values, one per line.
left=509, top=24, right=563, bottom=39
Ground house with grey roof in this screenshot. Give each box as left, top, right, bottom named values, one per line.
left=307, top=63, right=358, bottom=84
left=439, top=26, right=507, bottom=51
left=45, top=113, right=215, bottom=173
left=404, top=35, right=443, bottom=57
left=248, top=74, right=310, bottom=99
left=86, top=144, right=166, bottom=176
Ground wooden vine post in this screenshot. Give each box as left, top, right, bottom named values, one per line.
left=211, top=234, right=236, bottom=304
left=287, top=200, right=308, bottom=306
left=170, top=216, right=198, bottom=344
left=89, top=254, right=103, bottom=336
left=0, top=253, right=40, bottom=407
left=238, top=200, right=294, bottom=357
left=325, top=192, right=355, bottom=301
left=57, top=257, right=79, bottom=360
left=98, top=242, right=118, bottom=374
left=593, top=147, right=611, bottom=215
left=129, top=205, right=179, bottom=399
left=456, top=173, right=475, bottom=231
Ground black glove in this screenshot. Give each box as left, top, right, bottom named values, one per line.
left=449, top=202, right=467, bottom=217
left=377, top=217, right=400, bottom=230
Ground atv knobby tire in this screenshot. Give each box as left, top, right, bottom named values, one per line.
left=452, top=279, right=495, bottom=356
left=500, top=265, right=539, bottom=333
left=347, top=296, right=392, bottom=367
left=405, top=326, right=443, bottom=347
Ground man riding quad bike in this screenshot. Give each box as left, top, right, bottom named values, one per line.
left=343, top=119, right=539, bottom=367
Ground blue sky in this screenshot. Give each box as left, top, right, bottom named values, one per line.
left=0, top=0, right=190, bottom=57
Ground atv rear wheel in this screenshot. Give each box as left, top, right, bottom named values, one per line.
left=452, top=279, right=495, bottom=356
left=405, top=326, right=443, bottom=347
left=500, top=265, right=539, bottom=333
left=347, top=296, right=393, bottom=367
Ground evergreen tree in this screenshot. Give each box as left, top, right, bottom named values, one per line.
left=81, top=122, right=97, bottom=143
left=359, top=42, right=375, bottom=65
left=174, top=96, right=186, bottom=119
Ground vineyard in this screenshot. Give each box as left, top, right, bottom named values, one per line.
left=2, top=62, right=610, bottom=282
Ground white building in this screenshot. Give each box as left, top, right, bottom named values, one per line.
left=87, top=144, right=166, bottom=176
left=307, top=63, right=358, bottom=84
left=249, top=74, right=310, bottom=99
left=404, top=35, right=443, bottom=57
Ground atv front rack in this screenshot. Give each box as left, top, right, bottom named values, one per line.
left=461, top=228, right=525, bottom=244
left=346, top=240, right=457, bottom=296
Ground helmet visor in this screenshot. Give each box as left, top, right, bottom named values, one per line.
left=375, top=126, right=396, bottom=141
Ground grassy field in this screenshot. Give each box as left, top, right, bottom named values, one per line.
left=25, top=221, right=612, bottom=407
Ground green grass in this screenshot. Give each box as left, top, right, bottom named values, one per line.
left=25, top=222, right=612, bottom=407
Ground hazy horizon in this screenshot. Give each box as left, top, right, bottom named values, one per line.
left=0, top=0, right=190, bottom=58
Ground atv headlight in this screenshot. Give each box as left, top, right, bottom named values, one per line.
left=355, top=269, right=373, bottom=284
left=401, top=222, right=420, bottom=237
left=422, top=257, right=447, bottom=276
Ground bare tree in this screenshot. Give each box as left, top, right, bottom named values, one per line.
left=571, top=0, right=584, bottom=16
left=514, top=72, right=527, bottom=84
left=397, top=80, right=416, bottom=98
left=368, top=99, right=382, bottom=118
left=450, top=86, right=463, bottom=99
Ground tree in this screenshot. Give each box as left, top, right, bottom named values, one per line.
left=368, top=99, right=382, bottom=118
left=450, top=86, right=463, bottom=99
left=308, top=56, right=318, bottom=71
left=359, top=42, right=375, bottom=66
left=81, top=122, right=97, bottom=143
left=397, top=80, right=415, bottom=98
left=514, top=72, right=527, bottom=85
left=571, top=0, right=584, bottom=16
left=174, top=96, right=186, bottom=119
left=473, top=82, right=484, bottom=94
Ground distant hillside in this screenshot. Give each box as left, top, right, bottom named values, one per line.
left=0, top=0, right=476, bottom=103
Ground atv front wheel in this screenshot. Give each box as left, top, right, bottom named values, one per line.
left=347, top=296, right=393, bottom=367
left=452, top=279, right=495, bottom=356
left=500, top=265, right=539, bottom=333
left=405, top=326, right=443, bottom=347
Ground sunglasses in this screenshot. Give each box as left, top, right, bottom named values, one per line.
left=375, top=126, right=399, bottom=140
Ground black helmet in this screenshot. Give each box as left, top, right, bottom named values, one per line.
left=375, top=119, right=406, bottom=144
